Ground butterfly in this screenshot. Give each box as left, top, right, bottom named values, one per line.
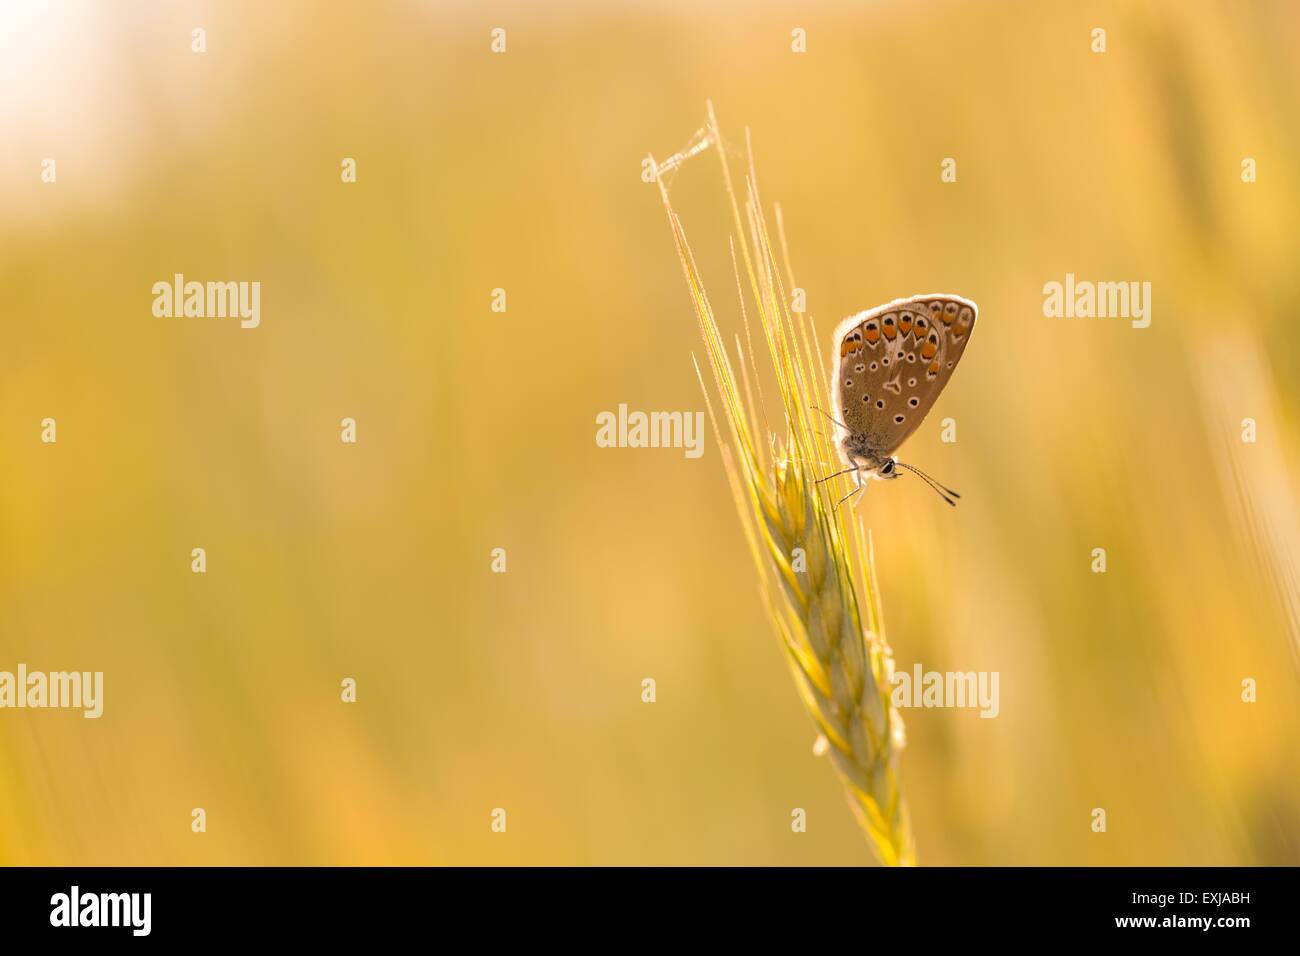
left=821, top=294, right=977, bottom=509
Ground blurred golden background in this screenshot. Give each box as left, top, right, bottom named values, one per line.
left=2, top=0, right=1297, bottom=865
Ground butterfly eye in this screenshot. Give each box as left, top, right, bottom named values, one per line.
left=881, top=461, right=894, bottom=475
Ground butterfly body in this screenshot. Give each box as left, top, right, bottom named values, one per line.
left=828, top=293, right=977, bottom=505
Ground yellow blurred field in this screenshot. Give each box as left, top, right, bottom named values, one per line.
left=1, top=0, right=1297, bottom=865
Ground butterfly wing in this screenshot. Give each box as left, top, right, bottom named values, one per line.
left=832, top=294, right=977, bottom=459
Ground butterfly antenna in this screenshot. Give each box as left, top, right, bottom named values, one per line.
left=896, top=462, right=961, bottom=507
left=896, top=461, right=961, bottom=497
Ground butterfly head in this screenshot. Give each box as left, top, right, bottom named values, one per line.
left=839, top=431, right=898, bottom=481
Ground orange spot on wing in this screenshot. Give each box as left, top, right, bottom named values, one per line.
left=864, top=327, right=880, bottom=343
left=927, top=361, right=941, bottom=375
left=921, top=342, right=938, bottom=359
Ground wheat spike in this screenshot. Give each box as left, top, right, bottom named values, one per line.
left=655, top=103, right=914, bottom=866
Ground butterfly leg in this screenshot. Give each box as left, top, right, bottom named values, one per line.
left=833, top=471, right=866, bottom=512
left=815, top=466, right=858, bottom=485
